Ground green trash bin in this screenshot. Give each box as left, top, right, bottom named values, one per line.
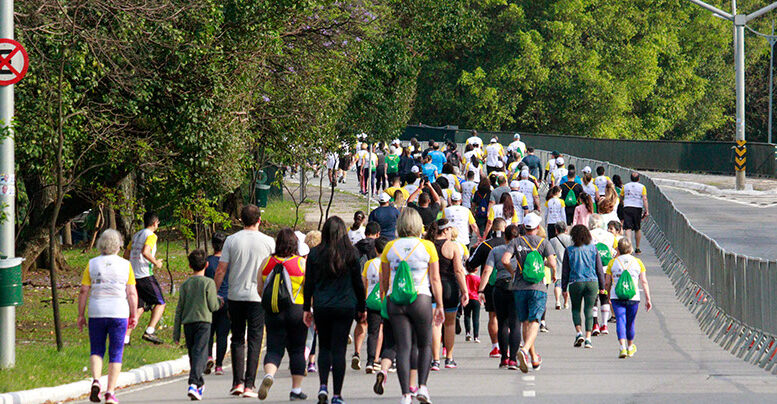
left=0, top=258, right=24, bottom=307
left=257, top=184, right=271, bottom=208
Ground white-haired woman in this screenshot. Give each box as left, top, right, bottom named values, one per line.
left=78, top=229, right=138, bottom=404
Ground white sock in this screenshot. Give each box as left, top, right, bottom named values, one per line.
left=492, top=343, right=499, bottom=349
left=592, top=305, right=599, bottom=319
left=601, top=304, right=611, bottom=325
left=540, top=320, right=546, bottom=327
left=291, top=387, right=301, bottom=394
left=124, top=335, right=130, bottom=344
left=621, top=344, right=627, bottom=350
left=146, top=327, right=155, bottom=334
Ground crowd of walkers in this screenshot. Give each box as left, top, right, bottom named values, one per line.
left=77, top=134, right=654, bottom=404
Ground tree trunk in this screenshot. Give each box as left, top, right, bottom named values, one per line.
left=223, top=188, right=243, bottom=221
left=63, top=221, right=72, bottom=246
left=115, top=172, right=137, bottom=241
left=106, top=206, right=117, bottom=229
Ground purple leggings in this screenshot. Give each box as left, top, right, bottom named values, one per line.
left=89, top=317, right=128, bottom=363
left=611, top=300, right=639, bottom=341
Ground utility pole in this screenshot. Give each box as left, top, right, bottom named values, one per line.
left=687, top=0, right=777, bottom=190
left=0, top=0, right=15, bottom=369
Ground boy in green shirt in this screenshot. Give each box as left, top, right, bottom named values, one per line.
left=173, top=249, right=222, bottom=401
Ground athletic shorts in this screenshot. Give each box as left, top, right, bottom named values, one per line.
left=514, top=290, right=546, bottom=323
left=622, top=207, right=643, bottom=231
left=441, top=278, right=461, bottom=312
left=599, top=292, right=610, bottom=305
left=89, top=317, right=128, bottom=363
left=483, top=284, right=495, bottom=312
left=136, top=275, right=165, bottom=311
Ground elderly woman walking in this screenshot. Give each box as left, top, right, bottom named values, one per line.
left=78, top=229, right=138, bottom=404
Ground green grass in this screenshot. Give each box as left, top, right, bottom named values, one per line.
left=260, top=198, right=305, bottom=231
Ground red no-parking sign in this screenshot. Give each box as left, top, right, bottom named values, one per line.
left=0, top=39, right=27, bottom=86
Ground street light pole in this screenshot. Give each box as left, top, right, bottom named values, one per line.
left=769, top=21, right=775, bottom=144
left=0, top=0, right=15, bottom=369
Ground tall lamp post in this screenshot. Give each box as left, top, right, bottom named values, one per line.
left=744, top=21, right=777, bottom=144
left=687, top=0, right=777, bottom=190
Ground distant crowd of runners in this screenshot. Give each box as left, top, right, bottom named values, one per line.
left=78, top=133, right=653, bottom=404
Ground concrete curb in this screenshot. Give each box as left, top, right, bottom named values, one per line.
left=0, top=355, right=190, bottom=404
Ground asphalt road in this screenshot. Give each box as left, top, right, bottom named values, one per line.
left=74, top=240, right=777, bottom=404
left=660, top=186, right=777, bottom=260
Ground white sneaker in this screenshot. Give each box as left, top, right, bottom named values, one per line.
left=187, top=384, right=202, bottom=401
left=401, top=394, right=413, bottom=404
left=416, top=385, right=432, bottom=403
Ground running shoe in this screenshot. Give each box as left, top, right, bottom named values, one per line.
left=242, top=388, right=258, bottom=398
left=89, top=379, right=101, bottom=403
left=410, top=386, right=418, bottom=397
left=465, top=333, right=472, bottom=342
left=592, top=324, right=600, bottom=336
left=373, top=371, right=386, bottom=395
left=258, top=375, right=274, bottom=400
left=351, top=353, right=361, bottom=370
left=618, top=347, right=628, bottom=359
left=373, top=361, right=381, bottom=371
left=584, top=339, right=593, bottom=349
left=389, top=362, right=397, bottom=373
left=628, top=344, right=637, bottom=357
left=366, top=365, right=373, bottom=374
left=214, top=366, right=224, bottom=376
left=104, top=392, right=119, bottom=404
left=507, top=360, right=519, bottom=370
left=204, top=357, right=214, bottom=375
left=564, top=302, right=570, bottom=309
left=142, top=332, right=163, bottom=345
left=430, top=360, right=441, bottom=371
left=347, top=334, right=353, bottom=344
left=290, top=391, right=308, bottom=401
left=499, top=359, right=509, bottom=369
left=600, top=324, right=609, bottom=335
left=489, top=347, right=501, bottom=358
left=540, top=323, right=549, bottom=333
left=317, top=386, right=328, bottom=404
left=532, top=355, right=542, bottom=371
left=555, top=303, right=561, bottom=310
left=444, top=358, right=457, bottom=369
left=473, top=337, right=481, bottom=343
left=230, top=384, right=245, bottom=396
left=574, top=333, right=585, bottom=347
left=188, top=384, right=202, bottom=401
left=517, top=349, right=529, bottom=373
left=331, top=395, right=344, bottom=404
left=635, top=248, right=642, bottom=255
left=401, top=394, right=413, bottom=404
left=307, top=361, right=317, bottom=373
left=416, top=386, right=432, bottom=404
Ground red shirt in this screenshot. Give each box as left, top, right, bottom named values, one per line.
left=466, top=273, right=481, bottom=301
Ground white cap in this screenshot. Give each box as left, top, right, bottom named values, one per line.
left=490, top=137, right=498, bottom=143
left=514, top=133, right=521, bottom=140
left=523, top=212, right=542, bottom=229
left=520, top=170, right=529, bottom=179
left=556, top=157, right=565, bottom=166
left=295, top=231, right=310, bottom=256
left=582, top=166, right=592, bottom=174
left=411, top=166, right=420, bottom=173
left=451, top=191, right=462, bottom=201
left=496, top=161, right=504, bottom=168
left=379, top=193, right=392, bottom=203
left=510, top=180, right=520, bottom=189
left=392, top=139, right=401, bottom=145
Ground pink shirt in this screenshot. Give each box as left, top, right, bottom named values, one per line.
left=466, top=273, right=481, bottom=301
left=572, top=204, right=593, bottom=228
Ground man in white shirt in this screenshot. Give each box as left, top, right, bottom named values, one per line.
left=551, top=157, right=568, bottom=186
left=215, top=205, right=275, bottom=397
left=466, top=130, right=484, bottom=148
left=621, top=172, right=649, bottom=254
left=517, top=170, right=540, bottom=211
left=460, top=171, right=478, bottom=209
left=507, top=133, right=526, bottom=158
left=485, top=138, right=506, bottom=174
left=594, top=166, right=612, bottom=197
left=443, top=192, right=480, bottom=246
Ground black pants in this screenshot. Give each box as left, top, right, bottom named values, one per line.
left=376, top=167, right=387, bottom=192
left=463, top=300, right=481, bottom=338
left=184, top=322, right=211, bottom=387
left=493, top=286, right=521, bottom=362
left=380, top=317, right=418, bottom=366
left=565, top=206, right=576, bottom=226
left=387, top=172, right=399, bottom=185
left=228, top=300, right=265, bottom=389
left=207, top=304, right=230, bottom=367
left=265, top=305, right=307, bottom=376
left=314, top=307, right=355, bottom=396
left=366, top=310, right=383, bottom=364
left=388, top=295, right=433, bottom=395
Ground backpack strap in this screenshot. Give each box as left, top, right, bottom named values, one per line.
left=389, top=240, right=428, bottom=289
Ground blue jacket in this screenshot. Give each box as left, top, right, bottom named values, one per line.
left=561, top=244, right=604, bottom=292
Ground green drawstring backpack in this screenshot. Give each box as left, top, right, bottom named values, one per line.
left=564, top=183, right=578, bottom=206
left=614, top=258, right=637, bottom=300
left=389, top=242, right=426, bottom=305
left=519, top=236, right=546, bottom=284
left=366, top=283, right=382, bottom=311
left=596, top=243, right=613, bottom=266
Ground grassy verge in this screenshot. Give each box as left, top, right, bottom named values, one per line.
left=260, top=197, right=307, bottom=231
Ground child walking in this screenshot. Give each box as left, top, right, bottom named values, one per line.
left=173, top=249, right=223, bottom=401
left=464, top=267, right=481, bottom=343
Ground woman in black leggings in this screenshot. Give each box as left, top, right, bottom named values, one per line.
left=380, top=209, right=445, bottom=404
left=303, top=217, right=366, bottom=404
left=479, top=224, right=521, bottom=369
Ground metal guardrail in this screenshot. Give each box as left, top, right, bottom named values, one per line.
left=537, top=150, right=777, bottom=373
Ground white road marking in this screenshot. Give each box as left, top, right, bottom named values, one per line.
left=522, top=375, right=535, bottom=381
left=523, top=390, right=536, bottom=397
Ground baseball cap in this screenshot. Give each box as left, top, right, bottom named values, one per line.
left=514, top=133, right=521, bottom=140
left=551, top=150, right=560, bottom=157
left=510, top=180, right=520, bottom=189
left=556, top=157, right=565, bottom=166
left=451, top=191, right=462, bottom=201
left=523, top=212, right=542, bottom=229
left=582, top=166, right=592, bottom=174
left=490, top=137, right=498, bottom=143
left=411, top=166, right=420, bottom=173
left=378, top=193, right=392, bottom=203
left=295, top=231, right=310, bottom=256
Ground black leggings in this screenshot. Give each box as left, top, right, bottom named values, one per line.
left=463, top=300, right=481, bottom=338
left=314, top=307, right=355, bottom=396
left=493, top=286, right=521, bottom=361
left=388, top=295, right=433, bottom=395
left=264, top=305, right=307, bottom=376
left=366, top=310, right=382, bottom=364
left=380, top=317, right=418, bottom=367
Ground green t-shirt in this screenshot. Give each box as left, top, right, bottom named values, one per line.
left=386, top=154, right=400, bottom=173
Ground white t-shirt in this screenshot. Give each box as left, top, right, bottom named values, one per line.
left=581, top=181, right=598, bottom=200
left=129, top=228, right=157, bottom=279
left=82, top=255, right=135, bottom=318
left=466, top=136, right=483, bottom=148
left=623, top=182, right=647, bottom=208
left=461, top=181, right=478, bottom=209
left=518, top=180, right=538, bottom=210
left=594, top=175, right=611, bottom=196
left=355, top=149, right=369, bottom=167
left=381, top=237, right=438, bottom=297
left=485, top=144, right=504, bottom=167
left=509, top=190, right=529, bottom=222
left=591, top=228, right=617, bottom=254
left=326, top=153, right=339, bottom=170
left=443, top=205, right=476, bottom=246
left=508, top=140, right=526, bottom=156
left=441, top=174, right=459, bottom=190
left=220, top=229, right=275, bottom=302
left=552, top=168, right=568, bottom=186
left=362, top=257, right=382, bottom=297
left=607, top=254, right=646, bottom=301
left=544, top=198, right=566, bottom=225
left=348, top=227, right=366, bottom=245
